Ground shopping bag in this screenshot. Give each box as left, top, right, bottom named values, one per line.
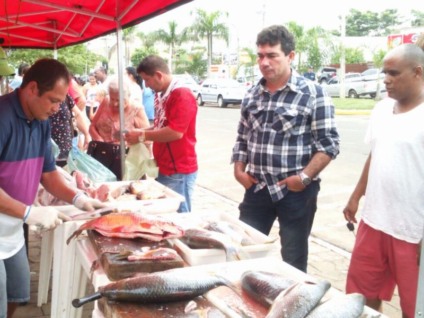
left=67, top=145, right=117, bottom=183
left=123, top=143, right=158, bottom=180
left=87, top=141, right=122, bottom=180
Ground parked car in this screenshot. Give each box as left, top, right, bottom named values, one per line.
left=173, top=74, right=201, bottom=98
left=360, top=68, right=385, bottom=81
left=197, top=78, right=246, bottom=108
left=323, top=73, right=385, bottom=98
left=317, top=66, right=337, bottom=84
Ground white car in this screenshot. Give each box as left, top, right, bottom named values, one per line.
left=173, top=74, right=201, bottom=98
left=197, top=78, right=246, bottom=108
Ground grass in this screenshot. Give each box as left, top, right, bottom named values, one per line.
left=332, top=97, right=377, bottom=110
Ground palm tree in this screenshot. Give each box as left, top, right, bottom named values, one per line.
left=189, top=9, right=229, bottom=77
left=149, top=21, right=188, bottom=72
left=239, top=47, right=257, bottom=82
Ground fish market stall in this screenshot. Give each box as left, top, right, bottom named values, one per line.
left=40, top=179, right=184, bottom=317
left=71, top=236, right=387, bottom=318
left=62, top=209, right=387, bottom=318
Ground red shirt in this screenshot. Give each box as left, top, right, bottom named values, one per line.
left=153, top=83, right=198, bottom=175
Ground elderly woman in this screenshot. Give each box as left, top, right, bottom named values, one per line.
left=88, top=76, right=150, bottom=180
left=89, top=76, right=149, bottom=143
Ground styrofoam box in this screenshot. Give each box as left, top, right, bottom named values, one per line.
left=169, top=211, right=278, bottom=266
left=55, top=179, right=185, bottom=216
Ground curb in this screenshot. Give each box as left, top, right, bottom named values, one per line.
left=335, top=109, right=371, bottom=115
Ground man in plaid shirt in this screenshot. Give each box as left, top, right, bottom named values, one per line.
left=232, top=25, right=340, bottom=272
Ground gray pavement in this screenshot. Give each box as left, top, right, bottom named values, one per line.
left=16, top=185, right=401, bottom=318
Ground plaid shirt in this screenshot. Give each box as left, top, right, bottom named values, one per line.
left=231, top=71, right=340, bottom=202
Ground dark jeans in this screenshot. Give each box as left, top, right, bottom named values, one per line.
left=239, top=181, right=320, bottom=272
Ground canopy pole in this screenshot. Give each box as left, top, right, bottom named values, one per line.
left=115, top=21, right=126, bottom=181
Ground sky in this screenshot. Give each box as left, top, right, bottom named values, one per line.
left=137, top=0, right=418, bottom=49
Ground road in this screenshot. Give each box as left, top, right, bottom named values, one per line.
left=195, top=104, right=371, bottom=253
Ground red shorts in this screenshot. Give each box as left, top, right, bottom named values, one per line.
left=346, top=221, right=419, bottom=318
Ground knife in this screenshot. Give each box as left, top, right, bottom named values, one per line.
left=70, top=206, right=118, bottom=221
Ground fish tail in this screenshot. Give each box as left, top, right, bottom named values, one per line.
left=72, top=292, right=102, bottom=308
left=217, top=274, right=241, bottom=297
left=66, top=230, right=82, bottom=245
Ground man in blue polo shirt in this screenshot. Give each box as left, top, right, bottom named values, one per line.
left=0, top=58, right=105, bottom=318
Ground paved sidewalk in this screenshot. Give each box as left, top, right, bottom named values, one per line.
left=15, top=185, right=401, bottom=318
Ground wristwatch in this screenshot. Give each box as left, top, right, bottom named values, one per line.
left=138, top=130, right=145, bottom=143
left=299, top=171, right=312, bottom=186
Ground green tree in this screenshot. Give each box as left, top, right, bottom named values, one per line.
left=330, top=47, right=365, bottom=64
left=372, top=49, right=386, bottom=100
left=238, top=47, right=256, bottom=81
left=130, top=46, right=158, bottom=67
left=148, top=21, right=189, bottom=72
left=346, top=9, right=379, bottom=36
left=411, top=10, right=424, bottom=27
left=189, top=9, right=229, bottom=77
left=58, top=44, right=103, bottom=75
left=285, top=21, right=307, bottom=70
left=8, top=44, right=102, bottom=75
left=346, top=9, right=401, bottom=36
left=174, top=46, right=207, bottom=79
left=8, top=49, right=52, bottom=69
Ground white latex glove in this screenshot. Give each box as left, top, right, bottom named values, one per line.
left=72, top=192, right=107, bottom=211
left=24, top=206, right=71, bottom=231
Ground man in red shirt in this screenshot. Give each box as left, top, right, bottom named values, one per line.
left=125, top=55, right=198, bottom=212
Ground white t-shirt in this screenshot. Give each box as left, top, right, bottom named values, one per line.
left=361, top=98, right=424, bottom=243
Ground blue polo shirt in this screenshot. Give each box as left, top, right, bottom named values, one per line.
left=0, top=90, right=56, bottom=258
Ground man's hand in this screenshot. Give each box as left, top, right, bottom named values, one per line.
left=72, top=192, right=107, bottom=211
left=234, top=170, right=258, bottom=190
left=25, top=206, right=71, bottom=230
left=124, top=129, right=143, bottom=146
left=343, top=198, right=359, bottom=224
left=277, top=175, right=305, bottom=192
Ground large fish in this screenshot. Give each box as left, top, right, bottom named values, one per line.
left=72, top=269, right=237, bottom=308
left=180, top=228, right=247, bottom=261
left=66, top=212, right=184, bottom=244
left=306, top=293, right=365, bottom=318
left=265, top=279, right=331, bottom=318
left=241, top=270, right=296, bottom=308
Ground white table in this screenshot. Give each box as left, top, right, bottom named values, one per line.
left=70, top=237, right=386, bottom=318
left=36, top=180, right=184, bottom=316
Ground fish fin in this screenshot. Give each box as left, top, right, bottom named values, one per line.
left=66, top=229, right=82, bottom=245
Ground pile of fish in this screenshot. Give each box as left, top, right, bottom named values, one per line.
left=241, top=270, right=366, bottom=318
left=66, top=212, right=184, bottom=244
left=72, top=268, right=237, bottom=308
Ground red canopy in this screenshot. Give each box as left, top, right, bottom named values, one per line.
left=0, top=0, right=192, bottom=49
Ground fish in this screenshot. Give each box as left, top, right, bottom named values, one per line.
left=117, top=247, right=180, bottom=261
left=66, top=212, right=184, bottom=244
left=180, top=227, right=247, bottom=261
left=241, top=270, right=296, bottom=308
left=265, top=279, right=331, bottom=318
left=306, top=293, right=366, bottom=318
left=205, top=220, right=257, bottom=246
left=72, top=269, right=238, bottom=308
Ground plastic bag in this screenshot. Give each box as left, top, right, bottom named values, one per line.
left=123, top=143, right=158, bottom=180
left=51, top=138, right=60, bottom=159
left=67, top=145, right=117, bottom=183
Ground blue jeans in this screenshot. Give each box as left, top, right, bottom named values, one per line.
left=0, top=245, right=30, bottom=318
left=239, top=181, right=320, bottom=272
left=156, top=171, right=197, bottom=212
